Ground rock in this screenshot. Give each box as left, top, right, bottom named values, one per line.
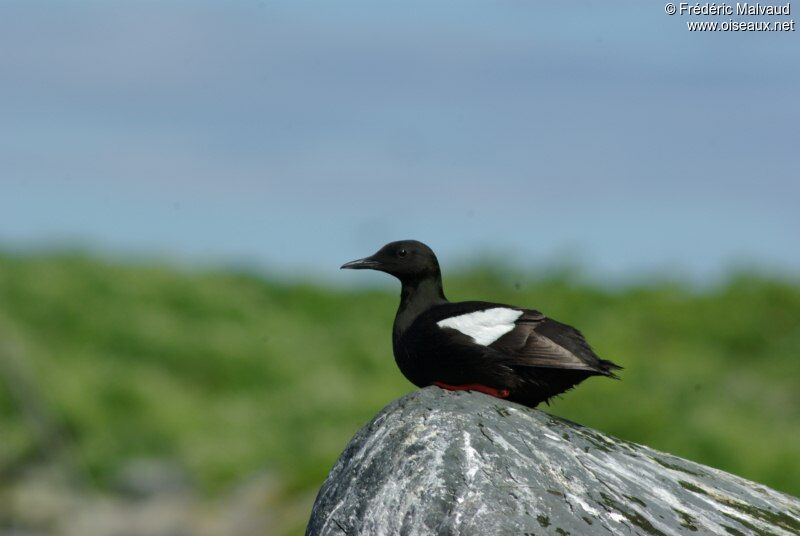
left=307, top=387, right=800, bottom=535
left=1, top=464, right=294, bottom=536
left=113, top=458, right=191, bottom=499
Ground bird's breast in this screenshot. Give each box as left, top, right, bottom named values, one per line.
left=392, top=332, right=430, bottom=388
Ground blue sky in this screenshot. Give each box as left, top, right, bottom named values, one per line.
left=1, top=1, right=798, bottom=282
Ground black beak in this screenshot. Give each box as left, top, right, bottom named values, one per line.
left=340, top=256, right=381, bottom=270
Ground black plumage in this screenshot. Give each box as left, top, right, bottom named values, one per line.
left=342, top=240, right=620, bottom=407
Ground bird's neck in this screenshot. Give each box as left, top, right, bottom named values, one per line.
left=394, top=274, right=447, bottom=337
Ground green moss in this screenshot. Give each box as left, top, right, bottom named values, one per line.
left=715, top=496, right=800, bottom=533
left=624, top=494, right=647, bottom=507
left=678, top=480, right=708, bottom=495
left=652, top=458, right=705, bottom=477
left=599, top=492, right=667, bottom=536
left=720, top=513, right=774, bottom=536
left=674, top=509, right=698, bottom=532
left=721, top=524, right=746, bottom=536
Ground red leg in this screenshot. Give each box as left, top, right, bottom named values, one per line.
left=434, top=381, right=510, bottom=399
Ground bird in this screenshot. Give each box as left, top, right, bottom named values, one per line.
left=341, top=240, right=621, bottom=408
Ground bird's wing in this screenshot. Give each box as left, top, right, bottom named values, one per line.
left=489, top=312, right=605, bottom=372
left=431, top=303, right=609, bottom=373
left=435, top=306, right=528, bottom=346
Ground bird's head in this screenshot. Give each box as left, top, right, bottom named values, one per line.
left=341, top=240, right=441, bottom=281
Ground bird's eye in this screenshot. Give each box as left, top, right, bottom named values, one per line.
left=397, top=249, right=407, bottom=258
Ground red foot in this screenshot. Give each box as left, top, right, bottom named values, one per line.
left=434, top=381, right=510, bottom=399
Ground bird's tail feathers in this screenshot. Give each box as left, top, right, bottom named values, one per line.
left=598, top=359, right=623, bottom=379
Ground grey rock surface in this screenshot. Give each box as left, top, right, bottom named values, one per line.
left=307, top=387, right=800, bottom=535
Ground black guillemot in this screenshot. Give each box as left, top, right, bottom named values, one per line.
left=341, top=240, right=621, bottom=407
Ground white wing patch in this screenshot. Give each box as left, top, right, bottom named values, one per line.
left=437, top=307, right=523, bottom=346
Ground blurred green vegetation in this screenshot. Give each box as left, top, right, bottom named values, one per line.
left=0, top=250, right=798, bottom=505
